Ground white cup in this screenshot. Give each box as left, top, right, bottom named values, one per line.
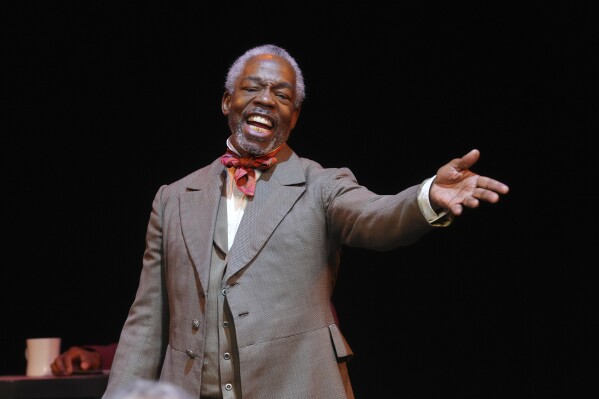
left=25, top=337, right=61, bottom=377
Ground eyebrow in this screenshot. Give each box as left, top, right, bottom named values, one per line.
left=243, top=76, right=294, bottom=91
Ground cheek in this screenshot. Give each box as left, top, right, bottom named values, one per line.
left=230, top=96, right=249, bottom=110
left=280, top=109, right=297, bottom=126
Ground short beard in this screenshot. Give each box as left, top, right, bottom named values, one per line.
left=229, top=118, right=290, bottom=156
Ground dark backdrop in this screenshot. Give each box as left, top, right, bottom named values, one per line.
left=2, top=2, right=592, bottom=398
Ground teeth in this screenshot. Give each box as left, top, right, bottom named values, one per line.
left=251, top=125, right=270, bottom=134
left=248, top=115, right=272, bottom=127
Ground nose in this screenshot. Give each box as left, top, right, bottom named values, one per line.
left=255, top=87, right=276, bottom=107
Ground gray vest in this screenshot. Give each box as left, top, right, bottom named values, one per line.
left=201, top=192, right=241, bottom=398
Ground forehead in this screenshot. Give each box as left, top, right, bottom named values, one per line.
left=239, top=54, right=296, bottom=87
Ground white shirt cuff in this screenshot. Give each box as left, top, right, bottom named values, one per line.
left=417, top=176, right=454, bottom=227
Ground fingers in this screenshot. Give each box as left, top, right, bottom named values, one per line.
left=50, top=347, right=85, bottom=376
left=463, top=178, right=508, bottom=209
left=475, top=176, right=510, bottom=201
left=448, top=185, right=501, bottom=215
left=482, top=177, right=510, bottom=195
left=51, top=354, right=72, bottom=376
left=454, top=149, right=480, bottom=171
left=449, top=203, right=464, bottom=216
left=478, top=190, right=500, bottom=204
left=463, top=195, right=481, bottom=208
left=450, top=196, right=478, bottom=215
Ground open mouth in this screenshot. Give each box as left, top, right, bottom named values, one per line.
left=246, top=114, right=273, bottom=135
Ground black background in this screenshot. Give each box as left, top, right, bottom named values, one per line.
left=2, top=2, right=593, bottom=398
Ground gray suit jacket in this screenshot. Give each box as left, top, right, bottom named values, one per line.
left=103, top=144, right=434, bottom=399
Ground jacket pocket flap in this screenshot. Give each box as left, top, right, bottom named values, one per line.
left=328, top=323, right=354, bottom=361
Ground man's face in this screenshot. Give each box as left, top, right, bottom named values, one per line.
left=222, top=54, right=301, bottom=156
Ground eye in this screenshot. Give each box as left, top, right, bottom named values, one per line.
left=275, top=91, right=291, bottom=101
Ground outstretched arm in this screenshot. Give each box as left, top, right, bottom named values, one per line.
left=429, top=149, right=509, bottom=216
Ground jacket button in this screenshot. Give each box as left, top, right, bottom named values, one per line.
left=191, top=319, right=200, bottom=330
left=185, top=350, right=195, bottom=359
left=225, top=383, right=233, bottom=391
left=223, top=352, right=231, bottom=360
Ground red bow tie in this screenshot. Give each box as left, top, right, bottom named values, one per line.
left=220, top=148, right=280, bottom=196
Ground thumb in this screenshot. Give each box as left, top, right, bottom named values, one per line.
left=455, top=149, right=480, bottom=171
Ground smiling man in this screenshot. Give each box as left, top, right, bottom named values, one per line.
left=102, top=44, right=509, bottom=399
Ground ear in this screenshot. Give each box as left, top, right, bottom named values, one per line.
left=289, top=107, right=301, bottom=130
left=221, top=92, right=231, bottom=116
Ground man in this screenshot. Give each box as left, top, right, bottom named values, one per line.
left=102, top=44, right=509, bottom=399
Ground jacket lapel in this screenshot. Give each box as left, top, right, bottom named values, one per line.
left=224, top=145, right=306, bottom=282
left=213, top=190, right=229, bottom=254
left=180, top=159, right=226, bottom=290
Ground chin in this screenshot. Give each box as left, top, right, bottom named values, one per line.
left=235, top=140, right=266, bottom=156
left=241, top=136, right=272, bottom=153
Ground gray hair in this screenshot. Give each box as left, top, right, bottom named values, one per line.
left=106, top=379, right=194, bottom=399
left=225, top=44, right=306, bottom=108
